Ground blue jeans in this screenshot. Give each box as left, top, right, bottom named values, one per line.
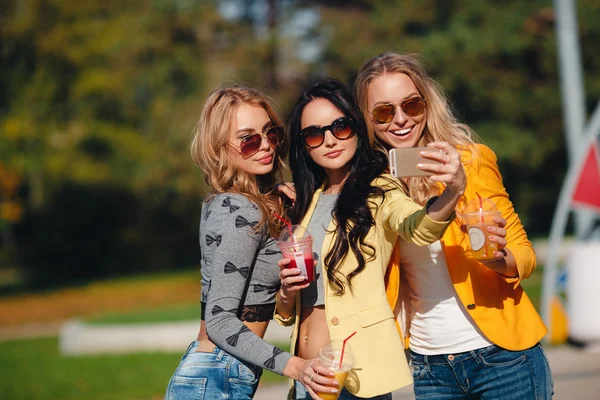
left=410, top=343, right=553, bottom=400
left=294, top=381, right=392, bottom=400
left=165, top=341, right=262, bottom=400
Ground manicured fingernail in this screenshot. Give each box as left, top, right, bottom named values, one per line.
left=331, top=388, right=338, bottom=393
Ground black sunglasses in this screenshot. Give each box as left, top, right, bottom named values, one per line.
left=300, top=117, right=356, bottom=148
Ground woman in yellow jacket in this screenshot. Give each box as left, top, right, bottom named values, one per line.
left=275, top=78, right=466, bottom=400
left=355, top=53, right=552, bottom=400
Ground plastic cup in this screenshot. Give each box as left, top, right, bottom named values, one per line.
left=463, top=197, right=501, bottom=261
left=277, top=225, right=315, bottom=283
left=316, top=340, right=356, bottom=400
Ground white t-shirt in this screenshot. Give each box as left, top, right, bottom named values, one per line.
left=399, top=240, right=492, bottom=355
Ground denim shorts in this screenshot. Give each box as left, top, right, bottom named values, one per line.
left=410, top=343, right=554, bottom=400
left=165, top=341, right=262, bottom=400
left=294, top=380, right=392, bottom=400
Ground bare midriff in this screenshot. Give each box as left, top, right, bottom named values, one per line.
left=195, top=319, right=269, bottom=353
left=297, top=305, right=330, bottom=359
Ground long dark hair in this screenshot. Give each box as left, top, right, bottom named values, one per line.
left=287, top=79, right=388, bottom=295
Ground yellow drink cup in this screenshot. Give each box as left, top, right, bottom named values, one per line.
left=316, top=340, right=356, bottom=400
left=462, top=197, right=501, bottom=261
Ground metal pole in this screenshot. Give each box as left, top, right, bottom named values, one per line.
left=554, top=0, right=593, bottom=238
left=541, top=100, right=600, bottom=339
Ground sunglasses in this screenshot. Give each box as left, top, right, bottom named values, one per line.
left=371, top=97, right=426, bottom=124
left=236, top=125, right=284, bottom=159
left=300, top=116, right=356, bottom=148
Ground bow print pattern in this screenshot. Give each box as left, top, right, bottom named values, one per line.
left=264, top=347, right=284, bottom=369
left=226, top=325, right=250, bottom=347
left=253, top=284, right=278, bottom=294
left=224, top=262, right=249, bottom=278
left=235, top=215, right=258, bottom=229
left=264, top=248, right=281, bottom=255
left=205, top=233, right=222, bottom=247
left=211, top=305, right=237, bottom=316
left=222, top=197, right=240, bottom=213
left=204, top=208, right=212, bottom=221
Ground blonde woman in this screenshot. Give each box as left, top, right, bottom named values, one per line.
left=355, top=53, right=552, bottom=400
left=165, top=83, right=332, bottom=400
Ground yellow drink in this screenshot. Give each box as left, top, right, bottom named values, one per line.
left=463, top=198, right=501, bottom=261
left=316, top=371, right=349, bottom=400
left=317, top=340, right=356, bottom=400
left=467, top=221, right=499, bottom=260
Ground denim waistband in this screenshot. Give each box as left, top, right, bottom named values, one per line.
left=184, top=341, right=226, bottom=360
left=183, top=341, right=262, bottom=375
left=410, top=344, right=519, bottom=364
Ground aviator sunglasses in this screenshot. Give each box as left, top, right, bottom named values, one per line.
left=300, top=116, right=356, bottom=148
left=236, top=125, right=284, bottom=159
left=371, top=97, right=427, bottom=124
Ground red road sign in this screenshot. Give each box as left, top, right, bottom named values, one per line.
left=572, top=142, right=600, bottom=213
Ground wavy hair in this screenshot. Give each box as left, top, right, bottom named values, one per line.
left=355, top=52, right=479, bottom=205
left=287, top=79, right=388, bottom=295
left=190, top=83, right=287, bottom=237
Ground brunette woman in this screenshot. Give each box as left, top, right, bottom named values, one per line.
left=275, top=79, right=466, bottom=400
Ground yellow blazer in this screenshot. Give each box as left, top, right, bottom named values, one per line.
left=386, top=144, right=547, bottom=351
left=274, top=175, right=452, bottom=398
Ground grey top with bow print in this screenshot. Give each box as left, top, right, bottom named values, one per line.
left=200, top=193, right=292, bottom=375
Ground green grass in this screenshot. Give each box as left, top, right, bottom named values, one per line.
left=521, top=266, right=543, bottom=311
left=0, top=337, right=181, bottom=400
left=0, top=337, right=287, bottom=400
left=86, top=303, right=200, bottom=325
left=83, top=265, right=544, bottom=326
left=0, top=267, right=200, bottom=298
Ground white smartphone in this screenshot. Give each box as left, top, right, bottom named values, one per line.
left=388, top=147, right=443, bottom=178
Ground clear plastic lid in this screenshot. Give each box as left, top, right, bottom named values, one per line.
left=278, top=224, right=312, bottom=243
left=463, top=197, right=498, bottom=216
left=318, top=340, right=356, bottom=370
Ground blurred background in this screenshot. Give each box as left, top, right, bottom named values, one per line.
left=1, top=0, right=599, bottom=399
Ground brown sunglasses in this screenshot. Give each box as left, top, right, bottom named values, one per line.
left=371, top=97, right=426, bottom=124
left=235, top=125, right=284, bottom=159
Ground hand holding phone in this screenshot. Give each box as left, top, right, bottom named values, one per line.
left=388, top=147, right=443, bottom=178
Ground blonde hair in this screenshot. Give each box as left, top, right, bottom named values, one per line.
left=190, top=83, right=287, bottom=237
left=355, top=53, right=480, bottom=205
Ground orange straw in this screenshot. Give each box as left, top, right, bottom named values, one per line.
left=339, top=331, right=357, bottom=369
left=274, top=212, right=294, bottom=242
left=476, top=192, right=484, bottom=223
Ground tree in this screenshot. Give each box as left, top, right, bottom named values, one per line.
left=0, top=163, right=22, bottom=248
left=0, top=0, right=315, bottom=285
left=0, top=0, right=216, bottom=284
left=295, top=0, right=600, bottom=235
